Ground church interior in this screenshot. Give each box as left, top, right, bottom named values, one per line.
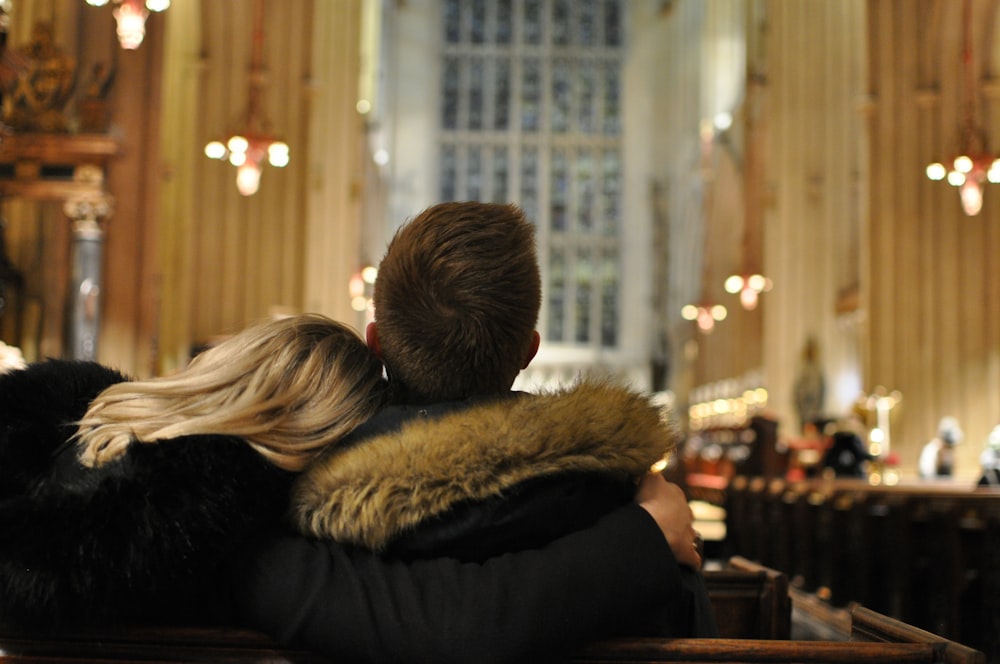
left=0, top=0, right=998, bottom=661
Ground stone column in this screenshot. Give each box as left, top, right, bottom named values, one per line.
left=63, top=180, right=114, bottom=361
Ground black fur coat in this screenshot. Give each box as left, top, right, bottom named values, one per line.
left=0, top=360, right=294, bottom=630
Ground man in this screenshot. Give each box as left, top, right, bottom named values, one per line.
left=367, top=201, right=543, bottom=407
left=233, top=203, right=706, bottom=662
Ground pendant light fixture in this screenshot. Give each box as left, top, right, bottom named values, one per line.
left=203, top=0, right=289, bottom=196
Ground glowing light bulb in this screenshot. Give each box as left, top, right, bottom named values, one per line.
left=268, top=142, right=290, bottom=167
left=954, top=155, right=973, bottom=173
left=113, top=2, right=148, bottom=49
left=204, top=141, right=227, bottom=160
left=926, top=163, right=947, bottom=180
left=227, top=135, right=249, bottom=154
left=236, top=162, right=262, bottom=196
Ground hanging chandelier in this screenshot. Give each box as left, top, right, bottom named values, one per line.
left=926, top=147, right=1000, bottom=216
left=724, top=273, right=772, bottom=311
left=925, top=0, right=1000, bottom=216
left=681, top=303, right=727, bottom=334
left=204, top=0, right=289, bottom=196
left=84, top=0, right=169, bottom=50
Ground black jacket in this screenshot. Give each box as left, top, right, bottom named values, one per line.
left=234, top=504, right=688, bottom=663
left=232, top=383, right=712, bottom=663
left=0, top=359, right=294, bottom=629
left=293, top=382, right=674, bottom=558
left=290, top=380, right=717, bottom=641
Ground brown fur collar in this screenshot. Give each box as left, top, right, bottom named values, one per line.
left=292, top=379, right=678, bottom=550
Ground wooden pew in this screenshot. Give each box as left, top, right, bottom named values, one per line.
left=0, top=625, right=327, bottom=663
left=850, top=605, right=986, bottom=664
left=706, top=556, right=791, bottom=639
left=0, top=555, right=782, bottom=662
left=0, top=560, right=984, bottom=663
left=0, top=608, right=985, bottom=663
left=568, top=551, right=985, bottom=664
left=788, top=584, right=852, bottom=641
left=724, top=477, right=1000, bottom=660
left=1, top=627, right=977, bottom=664
left=570, top=605, right=985, bottom=663
left=0, top=564, right=785, bottom=662
left=571, top=638, right=945, bottom=662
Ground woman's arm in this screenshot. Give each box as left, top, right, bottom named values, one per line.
left=232, top=504, right=682, bottom=664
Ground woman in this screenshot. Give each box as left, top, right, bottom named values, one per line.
left=0, top=314, right=388, bottom=629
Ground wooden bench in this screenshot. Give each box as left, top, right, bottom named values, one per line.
left=0, top=562, right=984, bottom=663
left=1, top=625, right=980, bottom=664
left=0, top=625, right=326, bottom=663
left=570, top=606, right=985, bottom=663
left=788, top=583, right=853, bottom=640
left=568, top=554, right=983, bottom=663
left=724, top=476, right=1000, bottom=661
left=572, top=638, right=952, bottom=662
left=704, top=556, right=791, bottom=639
left=0, top=558, right=791, bottom=662
left=0, top=619, right=984, bottom=663
left=850, top=605, right=985, bottom=664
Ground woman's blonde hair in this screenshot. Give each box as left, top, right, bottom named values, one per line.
left=76, top=314, right=388, bottom=471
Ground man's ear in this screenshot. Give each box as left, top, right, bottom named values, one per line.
left=366, top=322, right=382, bottom=359
left=522, top=330, right=540, bottom=369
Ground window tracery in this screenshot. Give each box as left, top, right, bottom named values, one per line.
left=438, top=0, right=624, bottom=348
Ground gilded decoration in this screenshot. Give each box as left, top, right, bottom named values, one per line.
left=3, top=21, right=76, bottom=133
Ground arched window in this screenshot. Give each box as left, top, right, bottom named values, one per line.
left=437, top=0, right=625, bottom=349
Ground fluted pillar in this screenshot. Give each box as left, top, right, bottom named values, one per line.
left=63, top=166, right=114, bottom=360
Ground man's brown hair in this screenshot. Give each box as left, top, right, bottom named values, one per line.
left=373, top=201, right=541, bottom=404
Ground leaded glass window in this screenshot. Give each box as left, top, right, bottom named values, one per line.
left=438, top=0, right=624, bottom=349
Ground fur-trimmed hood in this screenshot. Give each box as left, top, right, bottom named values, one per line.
left=293, top=379, right=678, bottom=551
